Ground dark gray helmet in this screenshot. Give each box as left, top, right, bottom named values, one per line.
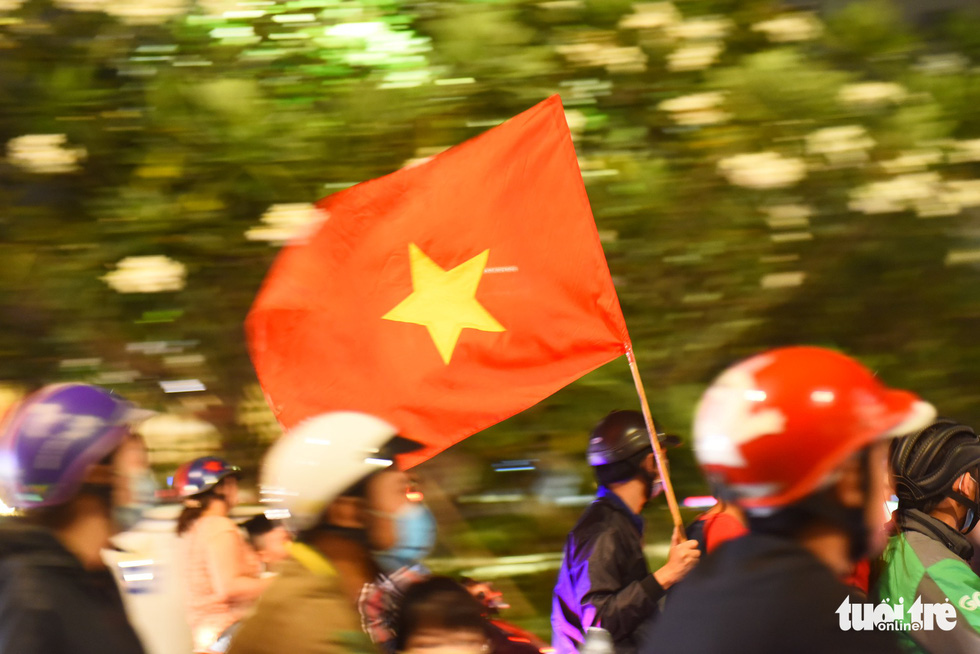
left=892, top=418, right=980, bottom=531
left=587, top=410, right=681, bottom=467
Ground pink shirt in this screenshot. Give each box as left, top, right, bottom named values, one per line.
left=182, top=515, right=262, bottom=650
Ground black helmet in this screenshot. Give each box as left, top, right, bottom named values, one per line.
left=892, top=418, right=980, bottom=531
left=587, top=410, right=681, bottom=467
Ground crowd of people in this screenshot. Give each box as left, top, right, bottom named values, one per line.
left=2, top=346, right=980, bottom=653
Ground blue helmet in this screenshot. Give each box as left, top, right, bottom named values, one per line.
left=173, top=456, right=240, bottom=498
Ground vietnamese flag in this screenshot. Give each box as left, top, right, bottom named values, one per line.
left=246, top=95, right=630, bottom=466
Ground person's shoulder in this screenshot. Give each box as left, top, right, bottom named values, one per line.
left=573, top=496, right=630, bottom=531
left=0, top=554, right=66, bottom=615
left=235, top=561, right=370, bottom=654
left=566, top=503, right=622, bottom=552
left=197, top=514, right=240, bottom=535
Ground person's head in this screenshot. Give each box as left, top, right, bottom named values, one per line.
left=693, top=346, right=935, bottom=566
left=243, top=513, right=292, bottom=564
left=395, top=576, right=489, bottom=654
left=892, top=419, right=980, bottom=534
left=260, top=412, right=435, bottom=569
left=0, top=383, right=155, bottom=568
left=587, top=410, right=681, bottom=508
left=173, top=456, right=241, bottom=535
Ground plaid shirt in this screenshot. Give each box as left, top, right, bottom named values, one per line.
left=357, top=565, right=429, bottom=653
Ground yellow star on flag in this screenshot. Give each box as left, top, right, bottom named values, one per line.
left=383, top=243, right=505, bottom=364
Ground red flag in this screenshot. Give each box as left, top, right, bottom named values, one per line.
left=247, top=95, right=630, bottom=466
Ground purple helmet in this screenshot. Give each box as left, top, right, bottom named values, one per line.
left=172, top=456, right=240, bottom=498
left=0, top=383, right=149, bottom=509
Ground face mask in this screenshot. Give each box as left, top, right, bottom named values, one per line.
left=639, top=467, right=663, bottom=506
left=372, top=502, right=437, bottom=574
left=113, top=470, right=158, bottom=532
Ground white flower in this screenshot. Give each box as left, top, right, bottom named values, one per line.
left=667, top=17, right=732, bottom=41
left=805, top=125, right=875, bottom=165
left=246, top=203, right=325, bottom=245
left=556, top=42, right=600, bottom=65
left=838, top=82, right=907, bottom=108
left=196, top=0, right=239, bottom=14
left=947, top=139, right=980, bottom=164
left=915, top=54, right=969, bottom=76
left=102, top=256, right=186, bottom=293
left=880, top=149, right=942, bottom=174
left=941, top=180, right=980, bottom=209
left=539, top=0, right=585, bottom=10
left=658, top=92, right=729, bottom=126
left=102, top=0, right=187, bottom=24
left=667, top=42, right=723, bottom=72
left=618, top=2, right=681, bottom=30
left=565, top=109, right=588, bottom=135
left=53, top=0, right=106, bottom=9
left=762, top=204, right=812, bottom=229
left=751, top=13, right=823, bottom=43
left=946, top=249, right=980, bottom=266
left=848, top=173, right=970, bottom=217
left=761, top=272, right=806, bottom=289
left=7, top=134, right=86, bottom=174
left=849, top=174, right=937, bottom=214
left=556, top=43, right=646, bottom=72
left=600, top=46, right=648, bottom=73
left=717, top=152, right=807, bottom=189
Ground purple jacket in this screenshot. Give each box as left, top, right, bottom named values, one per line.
left=551, top=490, right=664, bottom=654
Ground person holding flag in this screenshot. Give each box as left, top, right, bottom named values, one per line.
left=551, top=410, right=700, bottom=654
left=641, top=346, right=935, bottom=654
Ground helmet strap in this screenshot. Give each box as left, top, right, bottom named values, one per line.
left=947, top=466, right=980, bottom=534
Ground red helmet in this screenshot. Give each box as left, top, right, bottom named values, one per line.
left=693, top=346, right=935, bottom=513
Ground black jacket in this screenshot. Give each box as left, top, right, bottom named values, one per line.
left=641, top=532, right=901, bottom=654
left=0, top=519, right=145, bottom=654
left=552, top=490, right=664, bottom=654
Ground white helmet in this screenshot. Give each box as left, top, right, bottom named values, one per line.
left=260, top=412, right=400, bottom=532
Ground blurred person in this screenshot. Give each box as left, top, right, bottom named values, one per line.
left=394, top=576, right=490, bottom=654
left=0, top=383, right=154, bottom=654
left=359, top=487, right=541, bottom=654
left=684, top=497, right=747, bottom=556
left=227, top=411, right=426, bottom=654
left=242, top=514, right=292, bottom=571
left=641, top=346, right=935, bottom=653
left=357, top=485, right=435, bottom=654
left=462, top=578, right=548, bottom=654
left=551, top=410, right=701, bottom=654
left=174, top=456, right=270, bottom=653
left=877, top=418, right=980, bottom=651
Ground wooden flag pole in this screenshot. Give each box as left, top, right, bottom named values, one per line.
left=626, top=346, right=685, bottom=533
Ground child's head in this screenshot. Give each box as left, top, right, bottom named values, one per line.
left=396, top=577, right=489, bottom=654
left=243, top=514, right=292, bottom=564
